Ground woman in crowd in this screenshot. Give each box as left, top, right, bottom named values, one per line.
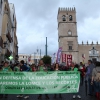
left=30, top=64, right=36, bottom=72
left=92, top=61, right=100, bottom=99
left=79, top=62, right=86, bottom=85
left=1, top=61, right=12, bottom=98
left=54, top=63, right=62, bottom=99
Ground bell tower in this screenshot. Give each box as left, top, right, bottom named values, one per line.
left=57, top=7, right=79, bottom=63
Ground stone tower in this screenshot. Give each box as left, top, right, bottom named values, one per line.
left=57, top=7, right=79, bottom=63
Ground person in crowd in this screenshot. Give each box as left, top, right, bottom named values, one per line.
left=0, top=61, right=4, bottom=68
left=50, top=64, right=55, bottom=71
left=10, top=61, right=14, bottom=71
left=69, top=62, right=81, bottom=99
left=79, top=62, right=86, bottom=85
left=14, top=63, right=20, bottom=72
left=0, top=66, right=2, bottom=71
left=0, top=66, right=3, bottom=98
left=37, top=60, right=49, bottom=99
left=16, top=60, right=30, bottom=99
left=86, top=60, right=95, bottom=96
left=1, top=61, right=12, bottom=98
left=91, top=61, right=100, bottom=99
left=30, top=64, right=36, bottom=72
left=54, top=63, right=62, bottom=99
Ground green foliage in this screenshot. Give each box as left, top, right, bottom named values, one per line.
left=41, top=55, right=51, bottom=65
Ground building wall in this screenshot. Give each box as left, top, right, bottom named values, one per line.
left=0, top=0, right=4, bottom=36
left=1, top=0, right=10, bottom=61
left=18, top=54, right=44, bottom=65
left=9, top=3, right=18, bottom=63
left=79, top=44, right=100, bottom=63
left=0, top=0, right=18, bottom=63
left=0, top=0, right=4, bottom=56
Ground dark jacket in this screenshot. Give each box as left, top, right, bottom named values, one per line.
left=20, top=64, right=29, bottom=71
left=88, top=63, right=95, bottom=79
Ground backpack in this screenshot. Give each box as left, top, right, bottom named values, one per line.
left=95, top=68, right=100, bottom=81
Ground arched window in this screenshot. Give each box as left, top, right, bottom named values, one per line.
left=69, top=15, right=72, bottom=21
left=62, top=15, right=66, bottom=21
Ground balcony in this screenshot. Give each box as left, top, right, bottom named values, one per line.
left=0, top=36, right=3, bottom=48
left=6, top=32, right=12, bottom=43
left=89, top=54, right=99, bottom=57
left=5, top=49, right=11, bottom=57
left=15, top=55, right=19, bottom=60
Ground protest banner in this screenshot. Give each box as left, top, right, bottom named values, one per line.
left=0, top=71, right=80, bottom=94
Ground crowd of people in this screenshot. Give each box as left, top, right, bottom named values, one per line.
left=0, top=59, right=100, bottom=99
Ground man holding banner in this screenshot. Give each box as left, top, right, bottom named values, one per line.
left=16, top=60, right=30, bottom=99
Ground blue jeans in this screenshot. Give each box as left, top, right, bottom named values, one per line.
left=94, top=81, right=100, bottom=92
left=88, top=78, right=94, bottom=95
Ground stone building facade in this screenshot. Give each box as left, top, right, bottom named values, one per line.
left=18, top=54, right=44, bottom=65
left=0, top=0, right=18, bottom=63
left=58, top=7, right=100, bottom=64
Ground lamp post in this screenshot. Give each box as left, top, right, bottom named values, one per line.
left=40, top=49, right=41, bottom=59
left=45, top=37, right=47, bottom=56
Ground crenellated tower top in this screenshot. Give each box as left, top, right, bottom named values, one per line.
left=57, top=7, right=76, bottom=23
left=58, top=7, right=76, bottom=12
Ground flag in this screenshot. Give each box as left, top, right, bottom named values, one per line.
left=52, top=53, right=56, bottom=64
left=28, top=56, right=31, bottom=62
left=56, top=47, right=62, bottom=64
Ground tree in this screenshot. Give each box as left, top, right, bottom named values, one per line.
left=41, top=55, right=51, bottom=65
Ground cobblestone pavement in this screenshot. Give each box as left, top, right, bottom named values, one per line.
left=0, top=83, right=97, bottom=100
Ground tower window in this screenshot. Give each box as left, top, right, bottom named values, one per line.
left=69, top=15, right=72, bottom=21
left=69, top=46, right=72, bottom=50
left=23, top=56, right=24, bottom=58
left=62, top=15, right=66, bottom=21
left=68, top=31, right=72, bottom=36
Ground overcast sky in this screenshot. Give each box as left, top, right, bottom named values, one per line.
left=8, top=0, right=100, bottom=56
